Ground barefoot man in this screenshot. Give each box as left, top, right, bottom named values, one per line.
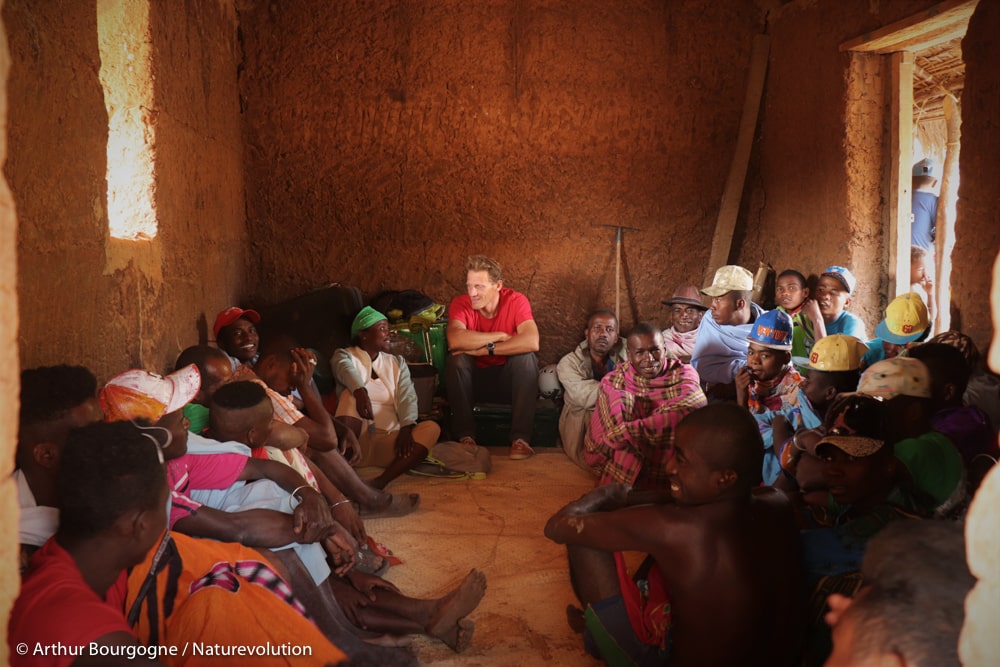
left=546, top=404, right=803, bottom=667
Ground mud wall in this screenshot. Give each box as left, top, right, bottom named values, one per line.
left=0, top=0, right=18, bottom=659
left=952, top=1, right=1000, bottom=353
left=736, top=0, right=942, bottom=334
left=6, top=0, right=247, bottom=382
left=238, top=0, right=762, bottom=365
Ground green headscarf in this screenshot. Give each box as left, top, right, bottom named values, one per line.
left=351, top=306, right=388, bottom=340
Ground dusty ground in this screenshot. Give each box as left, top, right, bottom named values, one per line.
left=360, top=449, right=602, bottom=666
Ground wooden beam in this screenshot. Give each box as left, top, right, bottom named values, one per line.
left=706, top=33, right=769, bottom=280
left=887, top=51, right=914, bottom=299
left=935, top=94, right=960, bottom=333
left=840, top=0, right=978, bottom=53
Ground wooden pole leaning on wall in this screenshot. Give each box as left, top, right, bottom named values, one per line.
left=935, top=94, right=960, bottom=333
left=705, top=33, right=770, bottom=282
left=602, top=224, right=640, bottom=324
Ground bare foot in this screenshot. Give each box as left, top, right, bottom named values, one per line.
left=360, top=634, right=413, bottom=648
left=426, top=569, right=487, bottom=652
left=359, top=492, right=420, bottom=518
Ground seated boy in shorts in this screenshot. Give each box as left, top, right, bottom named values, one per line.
left=545, top=404, right=803, bottom=667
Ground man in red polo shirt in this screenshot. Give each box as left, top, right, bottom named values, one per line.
left=446, top=255, right=540, bottom=460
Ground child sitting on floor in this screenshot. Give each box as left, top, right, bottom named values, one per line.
left=735, top=309, right=802, bottom=484
left=775, top=269, right=821, bottom=364
left=861, top=292, right=929, bottom=369
left=736, top=309, right=801, bottom=414
left=772, top=334, right=866, bottom=491
left=801, top=265, right=867, bottom=345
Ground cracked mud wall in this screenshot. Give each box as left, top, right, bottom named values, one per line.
left=238, top=0, right=762, bottom=364
left=6, top=0, right=247, bottom=381
left=740, top=0, right=1000, bottom=353
left=736, top=0, right=941, bottom=332
left=952, top=1, right=1000, bottom=352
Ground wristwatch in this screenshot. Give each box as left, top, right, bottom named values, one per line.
left=486, top=342, right=496, bottom=356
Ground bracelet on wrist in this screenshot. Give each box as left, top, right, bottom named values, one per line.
left=288, top=484, right=316, bottom=510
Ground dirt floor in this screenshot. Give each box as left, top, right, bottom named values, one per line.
left=359, top=449, right=603, bottom=666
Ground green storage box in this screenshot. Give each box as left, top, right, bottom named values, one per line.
left=392, top=322, right=448, bottom=389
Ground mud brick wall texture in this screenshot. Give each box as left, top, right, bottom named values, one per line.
left=238, top=0, right=762, bottom=364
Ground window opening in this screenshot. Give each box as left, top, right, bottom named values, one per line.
left=98, top=0, right=156, bottom=241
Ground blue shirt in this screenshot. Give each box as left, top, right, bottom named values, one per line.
left=691, top=303, right=764, bottom=385
left=825, top=311, right=866, bottom=341
left=912, top=190, right=938, bottom=251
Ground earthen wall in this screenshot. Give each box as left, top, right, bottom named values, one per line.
left=6, top=0, right=247, bottom=382
left=238, top=0, right=762, bottom=364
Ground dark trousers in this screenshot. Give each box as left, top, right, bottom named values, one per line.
left=445, top=352, right=539, bottom=443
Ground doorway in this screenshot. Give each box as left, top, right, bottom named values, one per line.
left=842, top=0, right=977, bottom=334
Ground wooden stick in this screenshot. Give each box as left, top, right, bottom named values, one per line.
left=706, top=34, right=770, bottom=281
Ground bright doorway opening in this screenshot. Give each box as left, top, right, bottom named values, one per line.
left=842, top=0, right=977, bottom=334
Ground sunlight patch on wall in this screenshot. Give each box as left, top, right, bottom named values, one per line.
left=98, top=0, right=156, bottom=240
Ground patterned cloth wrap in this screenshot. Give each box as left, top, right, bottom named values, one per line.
left=661, top=327, right=699, bottom=361
left=585, top=360, right=707, bottom=489
left=748, top=365, right=803, bottom=414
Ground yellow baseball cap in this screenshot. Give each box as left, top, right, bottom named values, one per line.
left=792, top=334, right=868, bottom=372
left=875, top=292, right=929, bottom=344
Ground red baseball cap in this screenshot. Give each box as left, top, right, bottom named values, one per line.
left=213, top=306, right=261, bottom=339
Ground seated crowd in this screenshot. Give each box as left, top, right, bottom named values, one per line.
left=550, top=258, right=996, bottom=666
left=9, top=252, right=996, bottom=667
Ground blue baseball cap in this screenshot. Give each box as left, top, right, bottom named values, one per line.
left=821, top=266, right=857, bottom=294
left=747, top=310, right=793, bottom=351
left=913, top=158, right=935, bottom=178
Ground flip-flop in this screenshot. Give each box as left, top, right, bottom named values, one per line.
left=358, top=492, right=421, bottom=518
left=407, top=456, right=487, bottom=480
left=354, top=543, right=390, bottom=577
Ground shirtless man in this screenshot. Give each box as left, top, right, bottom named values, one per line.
left=545, top=403, right=803, bottom=667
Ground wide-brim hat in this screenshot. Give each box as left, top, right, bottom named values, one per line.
left=100, top=364, right=201, bottom=423
left=662, top=284, right=708, bottom=310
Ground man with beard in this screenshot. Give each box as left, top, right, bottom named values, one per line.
left=557, top=310, right=627, bottom=470
left=584, top=323, right=707, bottom=488
left=660, top=285, right=707, bottom=363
